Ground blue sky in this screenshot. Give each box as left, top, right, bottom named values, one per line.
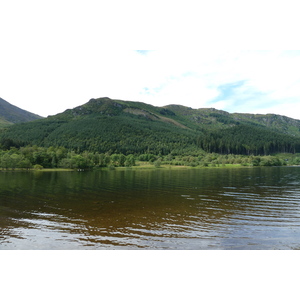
left=1, top=1, right=300, bottom=120
left=131, top=50, right=300, bottom=119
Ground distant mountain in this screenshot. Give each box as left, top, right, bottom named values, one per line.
left=0, top=97, right=42, bottom=127
left=1, top=97, right=300, bottom=155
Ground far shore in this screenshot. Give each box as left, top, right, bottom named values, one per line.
left=2, top=163, right=297, bottom=172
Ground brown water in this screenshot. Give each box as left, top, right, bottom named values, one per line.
left=1, top=167, right=300, bottom=250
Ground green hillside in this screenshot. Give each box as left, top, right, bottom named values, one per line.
left=0, top=97, right=42, bottom=128
left=1, top=97, right=300, bottom=156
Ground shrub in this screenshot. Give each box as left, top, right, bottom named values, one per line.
left=33, top=164, right=43, bottom=170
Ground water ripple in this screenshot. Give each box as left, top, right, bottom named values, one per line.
left=1, top=168, right=300, bottom=249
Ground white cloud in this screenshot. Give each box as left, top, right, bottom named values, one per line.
left=1, top=2, right=300, bottom=120
left=133, top=51, right=300, bottom=118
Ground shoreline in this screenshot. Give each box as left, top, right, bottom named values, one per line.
left=2, top=163, right=298, bottom=172
left=0, top=164, right=246, bottom=172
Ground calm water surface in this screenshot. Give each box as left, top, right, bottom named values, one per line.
left=1, top=167, right=300, bottom=250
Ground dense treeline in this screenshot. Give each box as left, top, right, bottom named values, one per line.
left=1, top=145, right=300, bottom=170
left=0, top=146, right=136, bottom=170
left=198, top=125, right=300, bottom=155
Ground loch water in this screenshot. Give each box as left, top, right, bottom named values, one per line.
left=1, top=167, right=300, bottom=250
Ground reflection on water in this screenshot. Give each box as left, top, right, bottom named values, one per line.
left=1, top=167, right=300, bottom=249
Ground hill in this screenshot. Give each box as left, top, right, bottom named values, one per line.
left=0, top=97, right=43, bottom=127
left=1, top=97, right=300, bottom=156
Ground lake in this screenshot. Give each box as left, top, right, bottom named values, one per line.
left=1, top=167, right=300, bottom=250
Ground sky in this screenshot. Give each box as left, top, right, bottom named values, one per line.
left=1, top=1, right=300, bottom=119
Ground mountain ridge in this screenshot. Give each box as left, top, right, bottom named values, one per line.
left=1, top=97, right=300, bottom=155
left=57, top=97, right=300, bottom=135
left=0, top=97, right=43, bottom=127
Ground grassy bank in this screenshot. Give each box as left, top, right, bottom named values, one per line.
left=121, top=162, right=246, bottom=170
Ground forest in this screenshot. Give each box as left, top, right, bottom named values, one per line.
left=1, top=97, right=300, bottom=169
left=1, top=116, right=299, bottom=157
